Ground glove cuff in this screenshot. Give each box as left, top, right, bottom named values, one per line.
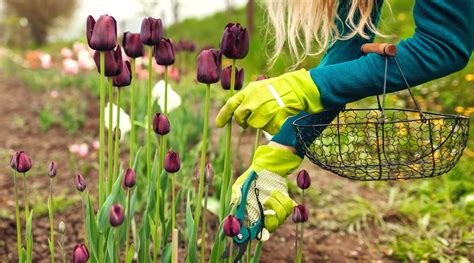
left=282, top=69, right=323, bottom=114
left=252, top=145, right=302, bottom=177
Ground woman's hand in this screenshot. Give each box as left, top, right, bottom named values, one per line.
left=215, top=69, right=323, bottom=135
left=230, top=144, right=302, bottom=240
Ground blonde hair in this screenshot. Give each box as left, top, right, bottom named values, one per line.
left=264, top=0, right=384, bottom=69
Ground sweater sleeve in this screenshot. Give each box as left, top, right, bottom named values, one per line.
left=272, top=0, right=384, bottom=155
left=311, top=0, right=473, bottom=109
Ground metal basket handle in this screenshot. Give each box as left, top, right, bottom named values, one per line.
left=361, top=43, right=426, bottom=122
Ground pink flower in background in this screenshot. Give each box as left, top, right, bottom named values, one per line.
left=62, top=58, right=79, bottom=75
left=77, top=50, right=95, bottom=70
left=78, top=143, right=89, bottom=157
left=50, top=90, right=59, bottom=99
left=73, top=42, right=86, bottom=54
left=69, top=144, right=80, bottom=154
left=39, top=53, right=52, bottom=69
left=153, top=63, right=165, bottom=74
left=92, top=140, right=100, bottom=150
left=61, top=47, right=74, bottom=59
left=168, top=66, right=180, bottom=81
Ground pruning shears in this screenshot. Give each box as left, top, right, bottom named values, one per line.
left=222, top=171, right=265, bottom=262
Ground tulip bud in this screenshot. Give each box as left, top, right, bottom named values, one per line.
left=164, top=151, right=180, bottom=173
left=123, top=32, right=144, bottom=58
left=196, top=162, right=214, bottom=185
left=72, top=243, right=89, bottom=263
left=296, top=169, right=311, bottom=190
left=48, top=161, right=57, bottom=178
left=13, top=151, right=32, bottom=173
left=75, top=174, right=86, bottom=192
left=93, top=47, right=123, bottom=77
left=154, top=38, right=176, bottom=66
left=292, top=205, right=309, bottom=224
left=123, top=168, right=136, bottom=188
left=223, top=215, right=241, bottom=237
left=112, top=60, right=132, bottom=87
left=220, top=23, right=249, bottom=59
left=152, top=113, right=170, bottom=135
left=256, top=75, right=268, bottom=81
left=221, top=65, right=244, bottom=90
left=86, top=15, right=117, bottom=51
left=109, top=204, right=124, bottom=227
left=113, top=127, right=121, bottom=141
left=196, top=49, right=222, bottom=84
left=59, top=221, right=65, bottom=234
left=140, top=17, right=164, bottom=46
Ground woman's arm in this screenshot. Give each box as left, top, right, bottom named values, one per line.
left=312, top=0, right=473, bottom=109
left=272, top=0, right=384, bottom=156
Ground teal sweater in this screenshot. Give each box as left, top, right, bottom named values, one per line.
left=272, top=0, right=473, bottom=157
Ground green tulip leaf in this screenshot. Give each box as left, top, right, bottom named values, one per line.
left=85, top=195, right=99, bottom=262
left=97, top=172, right=124, bottom=232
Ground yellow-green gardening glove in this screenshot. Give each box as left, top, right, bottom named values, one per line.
left=231, top=145, right=302, bottom=241
left=216, top=69, right=323, bottom=135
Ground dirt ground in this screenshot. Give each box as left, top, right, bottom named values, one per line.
left=0, top=71, right=397, bottom=262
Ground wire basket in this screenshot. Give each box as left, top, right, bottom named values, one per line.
left=293, top=45, right=470, bottom=181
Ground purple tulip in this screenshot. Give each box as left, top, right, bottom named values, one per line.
left=75, top=174, right=86, bottom=192
left=48, top=161, right=57, bottom=178
left=196, top=162, right=214, bottom=185
left=220, top=23, right=249, bottom=59
left=12, top=151, right=32, bottom=173
left=109, top=204, right=125, bottom=227
left=154, top=38, right=176, bottom=66
left=296, top=169, right=311, bottom=190
left=123, top=32, right=144, bottom=58
left=221, top=65, right=244, bottom=90
left=123, top=168, right=136, bottom=188
left=292, top=205, right=309, bottom=224
left=86, top=15, right=117, bottom=51
left=72, top=243, right=89, bottom=263
left=152, top=113, right=170, bottom=135
left=112, top=60, right=132, bottom=87
left=196, top=49, right=222, bottom=84
left=223, top=215, right=241, bottom=237
left=93, top=47, right=123, bottom=77
left=164, top=151, right=180, bottom=173
left=140, top=17, right=163, bottom=46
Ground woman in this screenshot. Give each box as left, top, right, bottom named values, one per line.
left=215, top=0, right=472, bottom=240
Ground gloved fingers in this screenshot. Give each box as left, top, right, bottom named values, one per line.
left=261, top=110, right=291, bottom=135
left=270, top=190, right=297, bottom=215
left=263, top=195, right=288, bottom=224
left=215, top=92, right=244, bottom=128
left=263, top=209, right=279, bottom=232
left=246, top=104, right=278, bottom=132
left=233, top=106, right=251, bottom=129
left=230, top=185, right=241, bottom=206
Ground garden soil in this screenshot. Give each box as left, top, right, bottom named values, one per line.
left=0, top=72, right=397, bottom=262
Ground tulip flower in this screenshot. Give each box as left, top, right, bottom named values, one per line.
left=48, top=161, right=57, bottom=178
left=112, top=60, right=132, bottom=87
left=221, top=65, right=244, bottom=90
left=154, top=38, right=176, bottom=66
left=220, top=23, right=249, bottom=59
left=10, top=152, right=18, bottom=170
left=292, top=205, right=308, bottom=224
left=164, top=151, right=181, bottom=173
left=223, top=215, right=241, bottom=237
left=40, top=53, right=52, bottom=69
left=75, top=174, right=86, bottom=192
left=109, top=204, right=125, bottom=227
left=140, top=17, right=163, bottom=45
left=152, top=113, right=170, bottom=135
left=72, top=243, right=89, bottom=263
left=86, top=15, right=117, bottom=51
left=123, top=168, right=136, bottom=188
left=293, top=204, right=309, bottom=262
left=93, top=47, right=123, bottom=77
left=297, top=169, right=311, bottom=190
left=196, top=49, right=222, bottom=84
left=10, top=152, right=23, bottom=260
left=14, top=151, right=32, bottom=173
left=62, top=58, right=80, bottom=75
left=123, top=32, right=144, bottom=58
left=195, top=162, right=214, bottom=185
left=61, top=48, right=73, bottom=59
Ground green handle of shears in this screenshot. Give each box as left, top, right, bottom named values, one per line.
left=234, top=171, right=264, bottom=244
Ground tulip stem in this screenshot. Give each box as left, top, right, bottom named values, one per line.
left=147, top=46, right=153, bottom=184
left=115, top=228, right=120, bottom=263
left=22, top=173, right=29, bottom=221
left=125, top=188, right=132, bottom=261
left=251, top=129, right=261, bottom=160
left=219, top=59, right=236, bottom=220
left=200, top=185, right=209, bottom=263
left=108, top=78, right=114, bottom=195
left=60, top=228, right=65, bottom=263
left=153, top=144, right=162, bottom=263
left=228, top=239, right=234, bottom=263
left=171, top=172, right=176, bottom=263
left=129, top=58, right=136, bottom=168
left=99, top=51, right=106, bottom=206
left=49, top=177, right=55, bottom=263
left=112, top=88, right=121, bottom=184
left=13, top=171, right=23, bottom=262
left=194, top=83, right=211, bottom=252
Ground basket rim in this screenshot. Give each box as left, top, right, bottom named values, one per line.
left=293, top=108, right=469, bottom=128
